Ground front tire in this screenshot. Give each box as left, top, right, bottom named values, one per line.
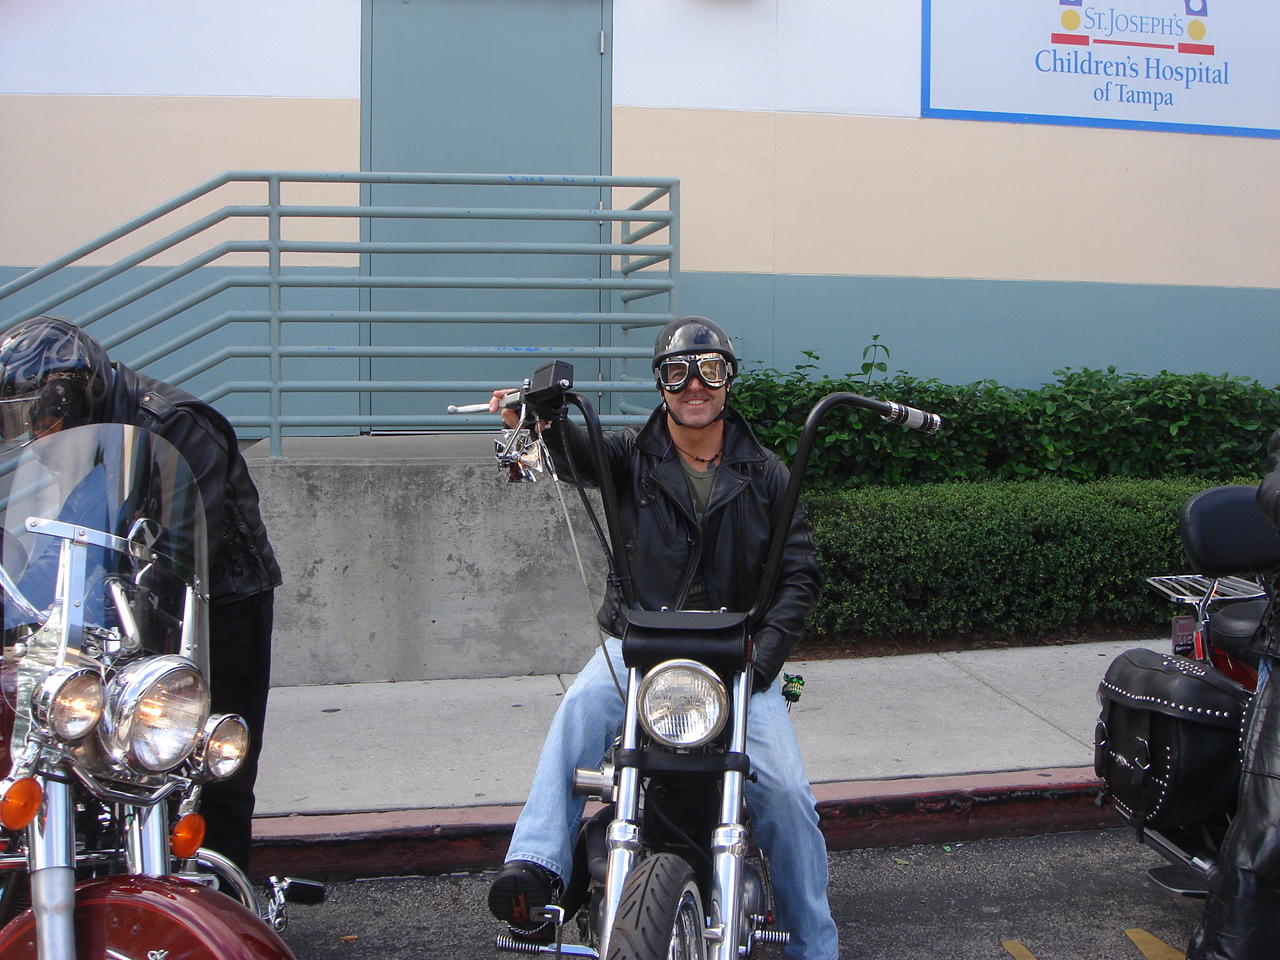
left=606, top=853, right=706, bottom=960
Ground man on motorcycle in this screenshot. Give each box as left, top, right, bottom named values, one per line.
left=0, top=315, right=281, bottom=873
left=486, top=316, right=839, bottom=959
left=1188, top=427, right=1280, bottom=960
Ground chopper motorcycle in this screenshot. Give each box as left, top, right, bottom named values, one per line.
left=457, top=361, right=942, bottom=959
left=1094, top=483, right=1280, bottom=897
left=0, top=421, right=319, bottom=958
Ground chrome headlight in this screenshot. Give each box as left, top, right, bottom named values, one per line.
left=33, top=666, right=104, bottom=741
left=637, top=660, right=729, bottom=749
left=100, top=656, right=210, bottom=773
left=195, top=713, right=250, bottom=781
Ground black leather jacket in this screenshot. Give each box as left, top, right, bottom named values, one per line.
left=1190, top=426, right=1280, bottom=957
left=1259, top=428, right=1280, bottom=537
left=545, top=403, right=820, bottom=689
left=1256, top=428, right=1280, bottom=659
left=102, top=363, right=282, bottom=604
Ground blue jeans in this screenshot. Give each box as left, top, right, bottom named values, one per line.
left=507, top=638, right=839, bottom=960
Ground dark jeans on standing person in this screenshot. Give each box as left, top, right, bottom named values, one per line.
left=201, top=589, right=274, bottom=873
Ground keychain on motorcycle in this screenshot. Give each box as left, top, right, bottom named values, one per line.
left=782, top=673, right=805, bottom=708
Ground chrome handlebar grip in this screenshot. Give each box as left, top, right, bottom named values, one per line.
left=880, top=401, right=943, bottom=435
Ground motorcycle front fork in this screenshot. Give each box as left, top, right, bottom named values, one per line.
left=597, top=668, right=643, bottom=959
left=705, top=669, right=752, bottom=960
left=124, top=801, right=170, bottom=876
left=597, top=668, right=753, bottom=960
left=28, top=781, right=183, bottom=957
left=25, top=779, right=316, bottom=954
left=28, top=779, right=77, bottom=960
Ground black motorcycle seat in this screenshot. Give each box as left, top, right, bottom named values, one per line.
left=1208, top=599, right=1266, bottom=670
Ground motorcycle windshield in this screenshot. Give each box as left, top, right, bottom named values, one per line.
left=0, top=423, right=208, bottom=666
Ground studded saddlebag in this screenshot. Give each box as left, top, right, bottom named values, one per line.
left=1095, top=647, right=1251, bottom=829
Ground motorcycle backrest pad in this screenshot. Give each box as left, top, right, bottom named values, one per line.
left=1179, top=484, right=1280, bottom=578
left=621, top=608, right=750, bottom=678
left=1095, top=647, right=1250, bottom=830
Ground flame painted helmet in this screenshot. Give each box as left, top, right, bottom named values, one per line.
left=0, top=316, right=111, bottom=452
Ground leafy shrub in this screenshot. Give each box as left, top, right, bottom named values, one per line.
left=731, top=359, right=1278, bottom=645
left=734, top=361, right=1279, bottom=489
left=804, top=477, right=1226, bottom=643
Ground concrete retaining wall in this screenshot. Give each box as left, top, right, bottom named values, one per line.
left=245, top=435, right=606, bottom=686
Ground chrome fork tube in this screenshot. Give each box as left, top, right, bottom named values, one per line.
left=125, top=802, right=171, bottom=877
left=708, top=670, right=752, bottom=960
left=598, top=667, right=643, bottom=959
left=29, top=779, right=77, bottom=960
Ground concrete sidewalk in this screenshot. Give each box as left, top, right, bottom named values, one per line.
left=247, top=637, right=1164, bottom=879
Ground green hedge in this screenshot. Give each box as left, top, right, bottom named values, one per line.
left=804, top=477, right=1223, bottom=643
left=729, top=361, right=1278, bottom=644
left=733, top=362, right=1280, bottom=489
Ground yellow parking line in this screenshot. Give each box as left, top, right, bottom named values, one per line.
left=1001, top=942, right=1038, bottom=960
left=1126, top=928, right=1185, bottom=960
left=1002, top=930, right=1184, bottom=960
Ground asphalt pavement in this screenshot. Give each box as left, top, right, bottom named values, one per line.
left=247, top=636, right=1168, bottom=880
left=281, top=831, right=1201, bottom=960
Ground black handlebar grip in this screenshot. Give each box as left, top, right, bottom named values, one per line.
left=880, top=401, right=943, bottom=435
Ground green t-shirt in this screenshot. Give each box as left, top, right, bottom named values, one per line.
left=680, top=457, right=717, bottom=611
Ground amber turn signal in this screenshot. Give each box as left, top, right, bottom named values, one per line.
left=170, top=813, right=206, bottom=860
left=0, top=778, right=43, bottom=830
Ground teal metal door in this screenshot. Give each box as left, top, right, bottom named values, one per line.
left=362, top=0, right=612, bottom=421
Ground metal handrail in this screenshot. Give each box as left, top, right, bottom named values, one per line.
left=0, top=170, right=680, bottom=455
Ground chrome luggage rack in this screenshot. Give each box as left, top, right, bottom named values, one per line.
left=1147, top=574, right=1268, bottom=605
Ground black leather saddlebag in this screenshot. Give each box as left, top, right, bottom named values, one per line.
left=620, top=609, right=750, bottom=679
left=1095, top=647, right=1250, bottom=829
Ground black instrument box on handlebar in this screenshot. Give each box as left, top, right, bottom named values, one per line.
left=525, top=360, right=574, bottom=415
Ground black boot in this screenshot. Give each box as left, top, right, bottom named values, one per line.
left=488, top=860, right=562, bottom=942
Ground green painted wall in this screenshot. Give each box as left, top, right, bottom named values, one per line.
left=678, top=272, right=1280, bottom=390
left=0, top=265, right=363, bottom=437
left=3, top=265, right=1275, bottom=434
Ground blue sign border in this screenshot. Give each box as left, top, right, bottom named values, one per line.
left=920, top=0, right=1280, bottom=139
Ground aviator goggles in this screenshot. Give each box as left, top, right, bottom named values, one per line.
left=656, top=353, right=732, bottom=392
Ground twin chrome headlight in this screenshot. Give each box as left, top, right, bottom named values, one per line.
left=37, top=655, right=248, bottom=780
left=33, top=666, right=105, bottom=742
left=100, top=656, right=210, bottom=772
left=637, top=659, right=729, bottom=749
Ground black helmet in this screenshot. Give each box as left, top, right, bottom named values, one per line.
left=0, top=316, right=111, bottom=452
left=651, top=316, right=738, bottom=391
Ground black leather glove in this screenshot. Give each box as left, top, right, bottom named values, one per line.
left=750, top=625, right=791, bottom=693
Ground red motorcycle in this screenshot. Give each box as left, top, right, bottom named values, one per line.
left=0, top=423, right=314, bottom=957
left=1096, top=484, right=1280, bottom=897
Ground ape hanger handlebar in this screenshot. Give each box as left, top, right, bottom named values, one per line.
left=749, top=390, right=941, bottom=621
left=450, top=360, right=944, bottom=623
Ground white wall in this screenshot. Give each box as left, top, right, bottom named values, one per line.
left=4, top=1, right=1274, bottom=292
left=0, top=0, right=360, bottom=98
left=613, top=0, right=920, bottom=117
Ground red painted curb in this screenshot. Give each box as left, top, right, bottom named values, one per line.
left=248, top=766, right=1118, bottom=881
left=814, top=766, right=1116, bottom=850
